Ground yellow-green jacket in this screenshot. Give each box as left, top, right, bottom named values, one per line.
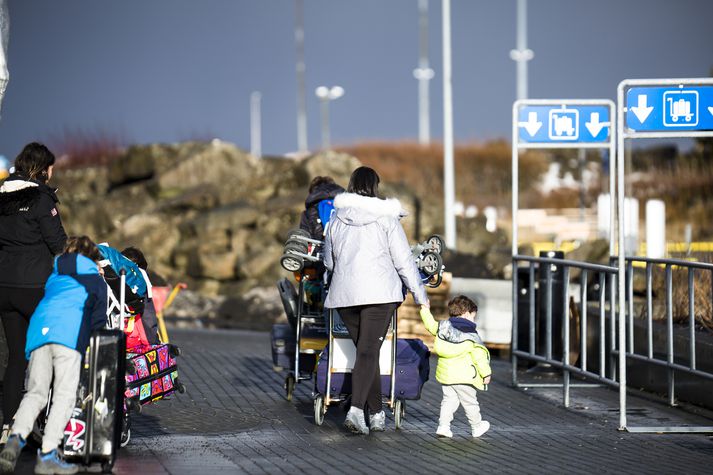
left=420, top=307, right=492, bottom=390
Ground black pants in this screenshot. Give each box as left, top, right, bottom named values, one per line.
left=339, top=302, right=399, bottom=414
left=0, top=286, right=44, bottom=425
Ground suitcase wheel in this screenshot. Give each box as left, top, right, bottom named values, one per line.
left=102, top=461, right=115, bottom=473
left=168, top=344, right=182, bottom=357
left=394, top=400, right=405, bottom=430
left=174, top=378, right=186, bottom=394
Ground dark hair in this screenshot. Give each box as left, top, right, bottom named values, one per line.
left=64, top=235, right=102, bottom=262
left=14, top=142, right=56, bottom=183
left=448, top=295, right=478, bottom=317
left=122, top=247, right=148, bottom=270
left=347, top=166, right=380, bottom=197
left=308, top=176, right=335, bottom=194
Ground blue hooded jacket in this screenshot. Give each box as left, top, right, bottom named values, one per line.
left=25, top=253, right=107, bottom=359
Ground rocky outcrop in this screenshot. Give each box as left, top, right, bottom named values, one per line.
left=52, top=141, right=497, bottom=330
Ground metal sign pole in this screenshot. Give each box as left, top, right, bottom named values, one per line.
left=512, top=98, right=615, bottom=411
left=616, top=82, right=627, bottom=431
left=617, top=77, right=713, bottom=433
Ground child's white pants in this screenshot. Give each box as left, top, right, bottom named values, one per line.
left=11, top=343, right=81, bottom=453
left=438, top=384, right=482, bottom=430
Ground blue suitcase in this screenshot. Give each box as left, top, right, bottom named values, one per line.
left=315, top=338, right=430, bottom=400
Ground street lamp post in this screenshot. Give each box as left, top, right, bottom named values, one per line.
left=510, top=0, right=534, bottom=101
left=315, top=86, right=344, bottom=151
left=442, top=0, right=456, bottom=250
left=295, top=0, right=308, bottom=154
left=413, top=0, right=434, bottom=145
left=250, top=91, right=262, bottom=159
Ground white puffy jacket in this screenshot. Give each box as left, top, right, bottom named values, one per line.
left=323, top=193, right=428, bottom=308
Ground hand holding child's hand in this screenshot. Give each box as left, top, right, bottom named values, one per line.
left=419, top=305, right=433, bottom=320
left=483, top=376, right=491, bottom=385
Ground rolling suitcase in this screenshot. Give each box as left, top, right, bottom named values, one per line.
left=62, top=329, right=126, bottom=473
left=316, top=338, right=430, bottom=400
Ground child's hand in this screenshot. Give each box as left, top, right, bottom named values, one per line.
left=483, top=375, right=491, bottom=385
left=419, top=305, right=433, bottom=319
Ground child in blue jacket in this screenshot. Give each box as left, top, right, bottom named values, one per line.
left=0, top=236, right=107, bottom=475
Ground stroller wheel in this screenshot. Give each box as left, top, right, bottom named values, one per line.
left=281, top=254, right=304, bottom=272
left=285, top=374, right=296, bottom=401
left=284, top=242, right=308, bottom=255
left=285, top=228, right=311, bottom=241
left=313, top=395, right=325, bottom=426
left=419, top=251, right=442, bottom=276
left=426, top=234, right=445, bottom=254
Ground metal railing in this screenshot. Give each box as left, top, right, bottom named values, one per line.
left=511, top=255, right=620, bottom=411
left=511, top=254, right=713, bottom=433
left=620, top=256, right=713, bottom=433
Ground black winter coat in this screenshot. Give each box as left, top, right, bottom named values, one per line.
left=0, top=174, right=68, bottom=288
left=299, top=182, right=344, bottom=240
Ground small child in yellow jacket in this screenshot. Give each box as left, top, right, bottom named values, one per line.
left=420, top=295, right=491, bottom=438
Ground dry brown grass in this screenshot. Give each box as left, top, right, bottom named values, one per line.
left=648, top=258, right=713, bottom=331
left=338, top=140, right=549, bottom=209
left=50, top=128, right=124, bottom=169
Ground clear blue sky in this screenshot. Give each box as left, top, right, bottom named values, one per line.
left=1, top=0, right=712, bottom=158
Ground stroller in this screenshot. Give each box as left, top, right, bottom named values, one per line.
left=98, top=246, right=186, bottom=447
left=273, top=228, right=328, bottom=401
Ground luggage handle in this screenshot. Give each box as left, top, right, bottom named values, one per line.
left=119, top=270, right=126, bottom=332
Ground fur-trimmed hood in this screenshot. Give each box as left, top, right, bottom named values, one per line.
left=333, top=192, right=406, bottom=226
left=0, top=174, right=58, bottom=216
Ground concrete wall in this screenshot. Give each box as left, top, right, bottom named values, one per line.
left=451, top=278, right=512, bottom=347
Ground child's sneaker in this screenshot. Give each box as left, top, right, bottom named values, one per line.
left=472, top=420, right=490, bottom=438
left=0, top=425, right=10, bottom=446
left=343, top=407, right=369, bottom=435
left=34, top=449, right=78, bottom=475
left=436, top=426, right=453, bottom=438
left=0, top=434, right=26, bottom=473
left=369, top=411, right=386, bottom=432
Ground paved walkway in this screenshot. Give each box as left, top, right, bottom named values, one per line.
left=8, top=328, right=713, bottom=474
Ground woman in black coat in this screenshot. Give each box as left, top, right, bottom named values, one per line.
left=0, top=143, right=67, bottom=441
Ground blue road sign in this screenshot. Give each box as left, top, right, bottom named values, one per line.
left=518, top=105, right=612, bottom=143
left=625, top=86, right=713, bottom=132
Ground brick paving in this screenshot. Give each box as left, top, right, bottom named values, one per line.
left=7, top=328, right=713, bottom=474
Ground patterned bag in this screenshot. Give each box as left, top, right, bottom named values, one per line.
left=125, top=344, right=180, bottom=405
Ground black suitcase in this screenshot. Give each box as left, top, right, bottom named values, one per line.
left=277, top=278, right=299, bottom=329
left=270, top=323, right=321, bottom=374
left=62, top=329, right=126, bottom=473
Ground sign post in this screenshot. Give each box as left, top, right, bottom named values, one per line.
left=511, top=98, right=616, bottom=405
left=617, top=78, right=713, bottom=433
left=512, top=99, right=617, bottom=257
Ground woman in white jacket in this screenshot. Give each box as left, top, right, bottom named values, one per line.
left=324, top=167, right=429, bottom=435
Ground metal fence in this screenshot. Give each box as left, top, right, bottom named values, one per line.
left=511, top=255, right=620, bottom=409
left=511, top=254, right=713, bottom=433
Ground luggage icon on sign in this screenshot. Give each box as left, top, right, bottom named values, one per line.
left=663, top=90, right=698, bottom=127
left=548, top=108, right=579, bottom=140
